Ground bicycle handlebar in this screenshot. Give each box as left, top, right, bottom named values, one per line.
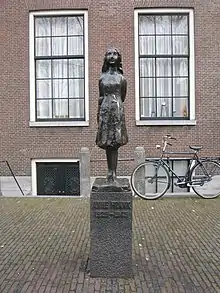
left=156, top=135, right=177, bottom=151
left=163, top=135, right=177, bottom=141
left=161, top=135, right=177, bottom=151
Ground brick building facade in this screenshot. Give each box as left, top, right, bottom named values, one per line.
left=1, top=0, right=220, bottom=195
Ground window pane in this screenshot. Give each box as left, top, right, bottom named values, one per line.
left=173, top=78, right=188, bottom=96
left=173, top=36, right=188, bottom=54
left=172, top=15, right=188, bottom=34
left=52, top=37, right=67, bottom=55
left=140, top=58, right=155, bottom=77
left=69, top=59, right=84, bottom=78
left=37, top=100, right=52, bottom=118
left=35, top=17, right=51, bottom=36
left=174, top=160, right=188, bottom=176
left=69, top=99, right=84, bottom=118
left=139, top=36, right=155, bottom=55
left=173, top=58, right=188, bottom=76
left=157, top=98, right=172, bottom=117
left=140, top=78, right=155, bottom=97
left=140, top=98, right=156, bottom=117
left=36, top=60, right=51, bottom=78
left=53, top=99, right=68, bottom=118
left=52, top=59, right=68, bottom=78
left=52, top=17, right=67, bottom=36
left=139, top=15, right=155, bottom=34
left=35, top=38, right=51, bottom=56
left=156, top=58, right=171, bottom=76
left=36, top=80, right=51, bottom=99
left=68, top=16, right=84, bottom=35
left=157, top=78, right=172, bottom=96
left=173, top=159, right=189, bottom=192
left=173, top=98, right=188, bottom=118
left=53, top=79, right=68, bottom=99
left=69, top=79, right=84, bottom=98
left=68, top=36, right=84, bottom=55
left=156, top=15, right=171, bottom=34
left=156, top=36, right=171, bottom=54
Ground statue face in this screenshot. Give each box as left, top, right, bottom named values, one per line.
left=106, top=48, right=119, bottom=66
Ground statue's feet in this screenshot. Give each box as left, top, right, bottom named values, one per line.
left=106, top=172, right=114, bottom=183
left=106, top=170, right=117, bottom=181
left=106, top=172, right=121, bottom=188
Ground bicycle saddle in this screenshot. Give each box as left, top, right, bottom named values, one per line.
left=189, top=145, right=202, bottom=151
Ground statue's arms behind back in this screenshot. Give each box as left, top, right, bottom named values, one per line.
left=121, top=77, right=127, bottom=102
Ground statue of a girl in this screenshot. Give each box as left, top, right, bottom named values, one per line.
left=96, top=48, right=128, bottom=184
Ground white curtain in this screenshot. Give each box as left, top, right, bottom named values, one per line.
left=35, top=16, right=84, bottom=119
left=139, top=15, right=188, bottom=118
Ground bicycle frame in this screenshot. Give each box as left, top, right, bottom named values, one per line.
left=154, top=136, right=211, bottom=187
left=157, top=151, right=198, bottom=185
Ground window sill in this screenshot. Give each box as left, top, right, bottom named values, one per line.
left=136, top=120, right=196, bottom=126
left=29, top=121, right=89, bottom=127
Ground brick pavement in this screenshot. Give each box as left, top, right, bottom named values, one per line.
left=0, top=197, right=219, bottom=293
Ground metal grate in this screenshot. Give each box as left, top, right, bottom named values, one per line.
left=65, top=166, right=80, bottom=195
left=42, top=166, right=58, bottom=194
left=37, top=162, right=80, bottom=196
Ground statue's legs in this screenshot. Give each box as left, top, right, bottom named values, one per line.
left=106, top=147, right=118, bottom=182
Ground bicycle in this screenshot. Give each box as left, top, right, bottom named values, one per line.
left=131, top=135, right=220, bottom=200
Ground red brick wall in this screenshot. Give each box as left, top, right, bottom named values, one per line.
left=1, top=0, right=220, bottom=177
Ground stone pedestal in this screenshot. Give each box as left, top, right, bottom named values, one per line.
left=90, top=178, right=132, bottom=278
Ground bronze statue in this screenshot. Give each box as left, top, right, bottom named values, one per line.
left=96, top=48, right=128, bottom=184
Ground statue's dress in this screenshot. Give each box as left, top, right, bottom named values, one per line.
left=96, top=71, right=128, bottom=149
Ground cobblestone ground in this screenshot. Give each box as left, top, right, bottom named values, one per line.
left=0, top=197, right=219, bottom=293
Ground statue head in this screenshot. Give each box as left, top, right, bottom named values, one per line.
left=102, top=48, right=123, bottom=74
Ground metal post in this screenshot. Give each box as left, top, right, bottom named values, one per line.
left=5, top=161, right=24, bottom=196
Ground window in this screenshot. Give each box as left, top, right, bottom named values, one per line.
left=31, top=159, right=80, bottom=195
left=134, top=9, right=195, bottom=125
left=29, top=11, right=89, bottom=126
left=36, top=162, right=80, bottom=196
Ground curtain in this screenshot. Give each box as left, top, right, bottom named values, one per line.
left=35, top=16, right=84, bottom=119
left=139, top=15, right=188, bottom=118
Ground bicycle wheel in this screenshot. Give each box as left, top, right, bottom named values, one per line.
left=190, top=160, right=220, bottom=199
left=131, top=160, right=170, bottom=200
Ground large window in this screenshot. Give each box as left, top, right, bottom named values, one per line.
left=134, top=9, right=195, bottom=125
left=29, top=11, right=88, bottom=126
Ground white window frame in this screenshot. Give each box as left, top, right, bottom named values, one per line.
left=29, top=10, right=89, bottom=127
left=134, top=8, right=196, bottom=126
left=31, top=158, right=79, bottom=195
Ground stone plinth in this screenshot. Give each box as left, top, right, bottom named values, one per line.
left=90, top=178, right=132, bottom=278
